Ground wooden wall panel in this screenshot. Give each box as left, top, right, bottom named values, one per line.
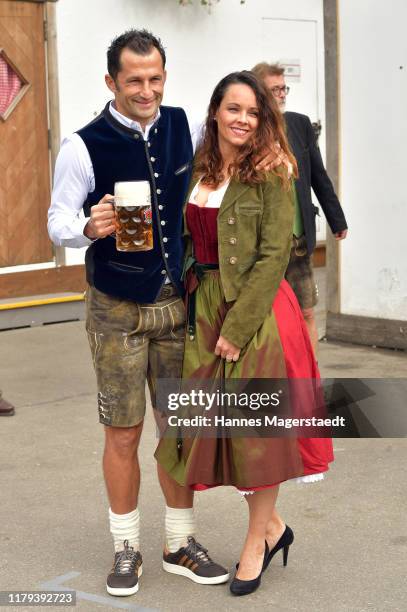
left=0, top=0, right=53, bottom=267
left=0, top=265, right=87, bottom=299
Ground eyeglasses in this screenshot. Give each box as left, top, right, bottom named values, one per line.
left=270, top=86, right=290, bottom=96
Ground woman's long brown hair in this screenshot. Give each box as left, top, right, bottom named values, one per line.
left=194, top=70, right=297, bottom=189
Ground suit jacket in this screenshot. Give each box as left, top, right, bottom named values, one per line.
left=285, top=111, right=348, bottom=254
left=183, top=173, right=294, bottom=348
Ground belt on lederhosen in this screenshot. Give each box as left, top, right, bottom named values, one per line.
left=156, top=283, right=179, bottom=301
left=185, top=262, right=219, bottom=340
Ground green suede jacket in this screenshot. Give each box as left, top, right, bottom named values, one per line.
left=183, top=172, right=294, bottom=348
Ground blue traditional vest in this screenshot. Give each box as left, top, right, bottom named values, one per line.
left=77, top=103, right=193, bottom=302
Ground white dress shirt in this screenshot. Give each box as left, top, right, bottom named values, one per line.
left=47, top=102, right=203, bottom=248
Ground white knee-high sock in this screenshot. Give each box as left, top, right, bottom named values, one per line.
left=109, top=507, right=140, bottom=552
left=165, top=506, right=196, bottom=552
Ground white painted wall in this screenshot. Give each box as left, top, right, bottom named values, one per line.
left=338, top=0, right=406, bottom=321
left=54, top=0, right=326, bottom=265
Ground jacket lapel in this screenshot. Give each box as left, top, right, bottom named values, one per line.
left=218, top=180, right=251, bottom=219
left=182, top=177, right=199, bottom=238
left=285, top=113, right=302, bottom=160
left=182, top=177, right=251, bottom=237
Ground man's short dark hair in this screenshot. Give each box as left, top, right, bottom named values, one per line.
left=107, top=29, right=166, bottom=80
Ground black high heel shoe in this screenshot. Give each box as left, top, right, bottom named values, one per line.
left=263, top=525, right=294, bottom=572
left=230, top=543, right=269, bottom=596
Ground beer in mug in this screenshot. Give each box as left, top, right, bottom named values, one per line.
left=114, top=181, right=153, bottom=252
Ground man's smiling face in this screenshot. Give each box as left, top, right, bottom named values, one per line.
left=105, top=47, right=166, bottom=127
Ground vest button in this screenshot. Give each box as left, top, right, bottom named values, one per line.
left=165, top=253, right=169, bottom=258
left=227, top=217, right=236, bottom=225
left=161, top=269, right=166, bottom=275
left=158, top=205, right=164, bottom=210
left=157, top=189, right=162, bottom=194
left=154, top=172, right=159, bottom=178
left=151, top=157, right=156, bottom=162
left=229, top=237, right=237, bottom=245
left=163, top=237, right=168, bottom=242
left=161, top=220, right=166, bottom=226
left=229, top=256, right=238, bottom=265
left=133, top=133, right=140, bottom=139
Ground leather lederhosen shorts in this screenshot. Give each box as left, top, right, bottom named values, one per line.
left=86, top=284, right=185, bottom=427
left=285, top=235, right=318, bottom=310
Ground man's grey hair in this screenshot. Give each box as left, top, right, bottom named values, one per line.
left=251, top=62, right=285, bottom=80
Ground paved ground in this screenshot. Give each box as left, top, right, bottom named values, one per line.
left=1, top=273, right=406, bottom=611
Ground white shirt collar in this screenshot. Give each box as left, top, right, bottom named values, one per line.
left=109, top=101, right=161, bottom=140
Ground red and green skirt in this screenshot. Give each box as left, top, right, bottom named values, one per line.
left=155, top=270, right=334, bottom=491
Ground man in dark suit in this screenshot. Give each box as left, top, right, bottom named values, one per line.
left=252, top=62, right=348, bottom=355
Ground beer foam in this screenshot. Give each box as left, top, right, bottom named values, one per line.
left=114, top=181, right=151, bottom=205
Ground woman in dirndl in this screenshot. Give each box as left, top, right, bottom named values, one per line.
left=155, top=70, right=333, bottom=596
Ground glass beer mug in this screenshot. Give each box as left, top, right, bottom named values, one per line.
left=114, top=181, right=154, bottom=252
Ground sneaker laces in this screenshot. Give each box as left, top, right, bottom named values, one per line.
left=114, top=540, right=139, bottom=576
left=185, top=536, right=214, bottom=567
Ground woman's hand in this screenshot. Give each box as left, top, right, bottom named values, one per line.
left=215, top=336, right=241, bottom=362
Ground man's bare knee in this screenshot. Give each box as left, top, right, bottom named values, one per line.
left=104, top=423, right=143, bottom=458
left=301, top=307, right=315, bottom=322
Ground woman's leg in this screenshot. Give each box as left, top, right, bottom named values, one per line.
left=244, top=495, right=286, bottom=549
left=265, top=507, right=287, bottom=549
left=237, top=486, right=279, bottom=580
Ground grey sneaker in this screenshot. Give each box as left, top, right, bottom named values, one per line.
left=106, top=540, right=142, bottom=596
left=163, top=536, right=229, bottom=585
